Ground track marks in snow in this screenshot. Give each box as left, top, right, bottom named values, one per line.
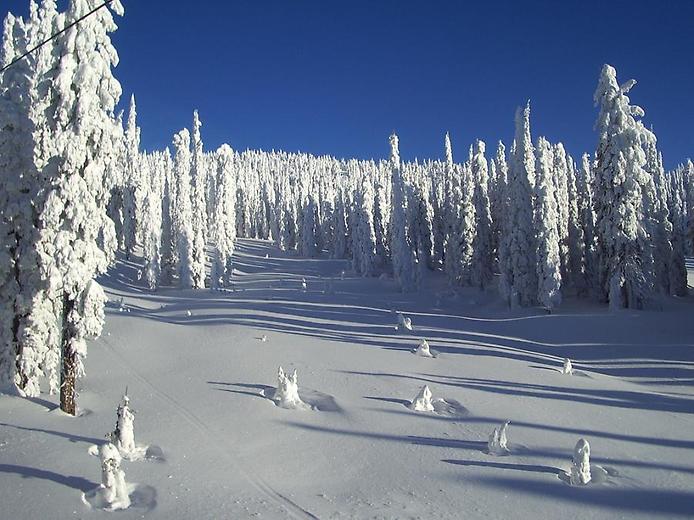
left=99, top=336, right=319, bottom=520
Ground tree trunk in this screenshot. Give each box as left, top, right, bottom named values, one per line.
left=60, top=293, right=77, bottom=416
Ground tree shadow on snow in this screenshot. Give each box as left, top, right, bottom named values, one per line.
left=0, top=463, right=96, bottom=492
left=338, top=370, right=694, bottom=415
left=443, top=458, right=562, bottom=475
left=471, top=474, right=694, bottom=517
left=0, top=422, right=104, bottom=446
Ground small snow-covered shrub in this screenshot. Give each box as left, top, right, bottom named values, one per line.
left=409, top=385, right=434, bottom=412
left=413, top=339, right=434, bottom=358
left=271, top=366, right=311, bottom=410
left=570, top=438, right=591, bottom=485
left=83, top=442, right=131, bottom=511
left=487, top=420, right=510, bottom=455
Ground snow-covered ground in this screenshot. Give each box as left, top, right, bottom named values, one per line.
left=2, top=239, right=694, bottom=519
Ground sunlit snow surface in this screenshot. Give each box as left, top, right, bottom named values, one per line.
left=1, top=239, right=694, bottom=519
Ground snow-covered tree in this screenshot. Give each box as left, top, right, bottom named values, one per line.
left=121, top=94, right=139, bottom=260
left=351, top=174, right=379, bottom=275
left=566, top=154, right=587, bottom=295
left=389, top=134, right=417, bottom=292
left=499, top=103, right=538, bottom=307
left=159, top=149, right=176, bottom=285
left=552, top=143, right=571, bottom=281
left=173, top=129, right=196, bottom=289
left=577, top=153, right=598, bottom=296
left=493, top=141, right=510, bottom=276
left=534, top=137, right=562, bottom=311
left=189, top=110, right=207, bottom=288
left=300, top=195, right=319, bottom=258
left=471, top=140, right=494, bottom=289
left=110, top=392, right=136, bottom=454
left=210, top=145, right=236, bottom=289
left=593, top=64, right=656, bottom=309
left=141, top=154, right=162, bottom=290
left=25, top=0, right=125, bottom=414
left=668, top=166, right=688, bottom=296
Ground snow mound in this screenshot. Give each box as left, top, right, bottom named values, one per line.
left=83, top=482, right=157, bottom=512
left=412, top=339, right=437, bottom=358
left=487, top=420, right=511, bottom=455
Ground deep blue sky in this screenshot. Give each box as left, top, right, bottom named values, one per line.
left=4, top=1, right=694, bottom=168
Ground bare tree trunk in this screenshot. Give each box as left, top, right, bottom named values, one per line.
left=60, top=293, right=77, bottom=416
left=11, top=233, right=28, bottom=392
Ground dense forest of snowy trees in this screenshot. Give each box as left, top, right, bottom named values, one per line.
left=0, top=1, right=692, bottom=411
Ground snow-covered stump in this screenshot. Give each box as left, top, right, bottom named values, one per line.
left=569, top=438, right=592, bottom=485
left=487, top=420, right=511, bottom=455
left=412, top=339, right=435, bottom=358
left=562, top=358, right=573, bottom=375
left=409, top=385, right=435, bottom=412
left=270, top=367, right=312, bottom=410
left=110, top=392, right=135, bottom=455
left=301, top=278, right=307, bottom=292
left=83, top=443, right=131, bottom=511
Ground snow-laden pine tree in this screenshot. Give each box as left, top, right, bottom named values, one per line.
left=686, top=160, right=694, bottom=256
left=643, top=134, right=674, bottom=297
left=332, top=186, right=349, bottom=259
left=121, top=94, right=139, bottom=260
left=493, top=141, right=510, bottom=277
left=141, top=154, right=163, bottom=290
left=593, top=64, right=657, bottom=309
left=471, top=140, right=494, bottom=289
left=36, top=0, right=124, bottom=413
left=210, top=145, right=236, bottom=289
left=448, top=161, right=476, bottom=286
left=668, top=166, right=688, bottom=296
left=534, top=138, right=562, bottom=311
left=173, top=129, right=196, bottom=289
left=565, top=154, right=587, bottom=295
left=499, top=103, right=538, bottom=307
left=408, top=173, right=435, bottom=271
left=552, top=143, right=571, bottom=282
left=189, top=110, right=207, bottom=288
left=351, top=173, right=379, bottom=275
left=300, top=195, right=319, bottom=258
left=159, top=148, right=176, bottom=285
left=0, top=9, right=43, bottom=393
left=577, top=153, right=598, bottom=296
left=389, top=133, right=417, bottom=292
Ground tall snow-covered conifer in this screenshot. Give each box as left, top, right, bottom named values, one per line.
left=499, top=103, right=538, bottom=307
left=389, top=134, right=417, bottom=292
left=534, top=138, right=562, bottom=310
left=593, top=64, right=656, bottom=309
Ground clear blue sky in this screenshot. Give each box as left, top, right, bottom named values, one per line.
left=4, top=0, right=694, bottom=168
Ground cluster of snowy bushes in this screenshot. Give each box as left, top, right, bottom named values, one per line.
left=0, top=0, right=692, bottom=412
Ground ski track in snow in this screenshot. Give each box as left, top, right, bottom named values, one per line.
left=99, top=335, right=319, bottom=520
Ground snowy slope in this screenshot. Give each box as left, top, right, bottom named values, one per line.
left=2, top=239, right=694, bottom=519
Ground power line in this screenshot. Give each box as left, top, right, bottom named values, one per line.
left=0, top=0, right=115, bottom=74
